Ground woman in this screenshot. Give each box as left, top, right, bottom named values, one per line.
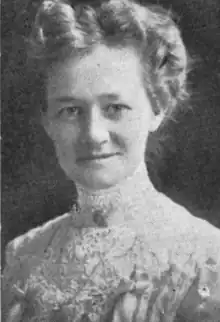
left=3, top=0, right=220, bottom=321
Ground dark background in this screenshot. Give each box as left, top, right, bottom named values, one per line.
left=2, top=0, right=220, bottom=254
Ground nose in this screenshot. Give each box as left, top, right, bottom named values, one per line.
left=81, top=105, right=109, bottom=147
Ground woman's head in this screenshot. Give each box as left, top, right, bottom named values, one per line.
left=28, top=0, right=190, bottom=190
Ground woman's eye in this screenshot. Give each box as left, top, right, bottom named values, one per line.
left=58, top=106, right=81, bottom=119
left=106, top=104, right=129, bottom=117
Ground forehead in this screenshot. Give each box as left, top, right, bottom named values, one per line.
left=46, top=45, right=144, bottom=100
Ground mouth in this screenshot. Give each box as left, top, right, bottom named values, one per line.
left=77, top=153, right=117, bottom=162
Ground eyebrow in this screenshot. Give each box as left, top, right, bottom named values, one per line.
left=52, top=93, right=122, bottom=103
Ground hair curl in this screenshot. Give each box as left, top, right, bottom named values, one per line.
left=28, top=0, right=191, bottom=118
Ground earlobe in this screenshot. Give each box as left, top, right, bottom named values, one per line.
left=149, top=112, right=164, bottom=132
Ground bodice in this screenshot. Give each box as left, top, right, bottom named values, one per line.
left=3, top=210, right=220, bottom=322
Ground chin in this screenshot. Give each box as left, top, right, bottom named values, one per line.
left=62, top=163, right=131, bottom=190
left=82, top=176, right=118, bottom=191
left=74, top=170, right=122, bottom=191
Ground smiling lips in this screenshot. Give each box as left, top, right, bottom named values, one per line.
left=77, top=153, right=117, bottom=162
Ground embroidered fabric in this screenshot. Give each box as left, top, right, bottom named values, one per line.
left=3, top=222, right=220, bottom=322
left=3, top=163, right=220, bottom=321
left=74, top=161, right=156, bottom=226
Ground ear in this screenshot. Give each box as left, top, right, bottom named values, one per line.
left=149, top=111, right=164, bottom=132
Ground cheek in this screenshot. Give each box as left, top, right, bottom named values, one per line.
left=48, top=123, right=79, bottom=155
left=124, top=114, right=150, bottom=144
left=52, top=124, right=78, bottom=144
left=115, top=123, right=149, bottom=156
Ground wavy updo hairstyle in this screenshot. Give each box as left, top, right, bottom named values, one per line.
left=28, top=0, right=190, bottom=119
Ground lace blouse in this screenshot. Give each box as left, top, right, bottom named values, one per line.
left=2, top=163, right=220, bottom=321
left=2, top=205, right=220, bottom=322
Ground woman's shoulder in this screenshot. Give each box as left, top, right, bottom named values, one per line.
left=154, top=189, right=220, bottom=235
left=148, top=190, right=220, bottom=261
left=2, top=211, right=75, bottom=320
left=4, top=211, right=73, bottom=266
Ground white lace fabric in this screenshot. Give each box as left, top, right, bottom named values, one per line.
left=2, top=163, right=220, bottom=321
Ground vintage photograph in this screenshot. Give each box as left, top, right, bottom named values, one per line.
left=2, top=0, right=220, bottom=320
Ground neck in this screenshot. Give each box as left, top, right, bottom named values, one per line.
left=74, top=162, right=157, bottom=226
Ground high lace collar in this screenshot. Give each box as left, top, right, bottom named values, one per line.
left=73, top=162, right=157, bottom=227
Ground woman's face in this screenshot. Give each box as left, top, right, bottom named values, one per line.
left=45, top=44, right=162, bottom=190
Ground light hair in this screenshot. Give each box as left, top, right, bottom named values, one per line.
left=28, top=0, right=191, bottom=118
